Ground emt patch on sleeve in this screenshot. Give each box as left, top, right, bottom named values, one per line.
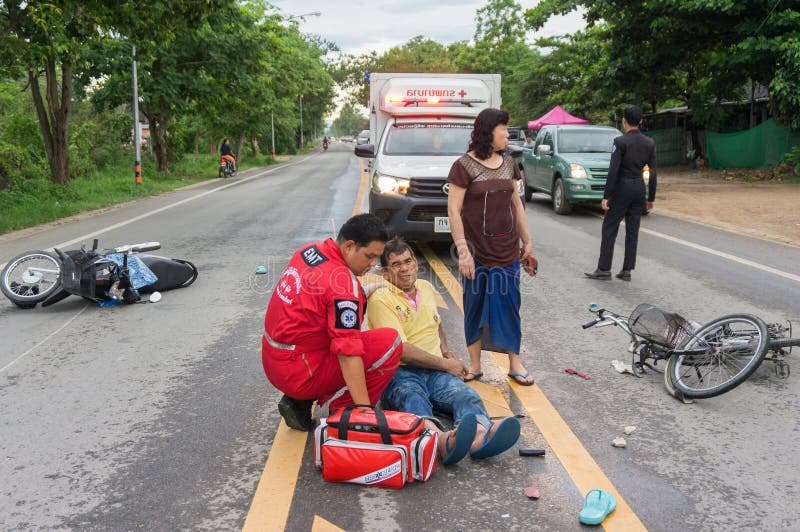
left=334, top=299, right=361, bottom=329
left=301, top=245, right=328, bottom=267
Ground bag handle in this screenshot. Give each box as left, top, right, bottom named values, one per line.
left=338, top=404, right=392, bottom=445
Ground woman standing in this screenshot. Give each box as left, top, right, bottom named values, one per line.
left=446, top=108, right=535, bottom=386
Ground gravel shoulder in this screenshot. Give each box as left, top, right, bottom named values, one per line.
left=655, top=167, right=800, bottom=248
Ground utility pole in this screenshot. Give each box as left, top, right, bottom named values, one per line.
left=299, top=95, right=304, bottom=149
left=132, top=45, right=142, bottom=184
left=271, top=111, right=276, bottom=158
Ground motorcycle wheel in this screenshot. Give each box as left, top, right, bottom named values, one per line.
left=1, top=251, right=62, bottom=308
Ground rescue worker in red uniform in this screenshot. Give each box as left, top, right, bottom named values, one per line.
left=262, top=214, right=402, bottom=431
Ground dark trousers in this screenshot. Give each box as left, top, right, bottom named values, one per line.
left=598, top=180, right=646, bottom=271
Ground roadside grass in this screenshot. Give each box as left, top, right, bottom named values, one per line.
left=0, top=152, right=280, bottom=235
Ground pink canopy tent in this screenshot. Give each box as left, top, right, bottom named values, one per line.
left=527, top=105, right=589, bottom=130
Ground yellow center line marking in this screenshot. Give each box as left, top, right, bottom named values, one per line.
left=244, top=153, right=374, bottom=531
left=419, top=242, right=646, bottom=531
left=242, top=421, right=309, bottom=532
left=312, top=516, right=347, bottom=532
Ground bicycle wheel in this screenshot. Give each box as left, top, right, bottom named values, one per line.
left=667, top=314, right=769, bottom=399
left=1, top=251, right=62, bottom=308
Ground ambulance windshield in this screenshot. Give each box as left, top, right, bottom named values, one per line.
left=383, top=124, right=472, bottom=156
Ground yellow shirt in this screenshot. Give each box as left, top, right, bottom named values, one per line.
left=367, top=279, right=442, bottom=358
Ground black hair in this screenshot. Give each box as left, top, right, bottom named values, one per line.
left=379, top=237, right=415, bottom=267
left=469, top=108, right=510, bottom=160
left=623, top=105, right=643, bottom=127
left=336, top=213, right=390, bottom=247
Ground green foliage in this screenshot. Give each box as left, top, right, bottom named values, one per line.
left=330, top=104, right=368, bottom=137
left=525, top=0, right=800, bottom=129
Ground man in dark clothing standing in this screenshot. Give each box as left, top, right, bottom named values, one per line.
left=585, top=105, right=657, bottom=281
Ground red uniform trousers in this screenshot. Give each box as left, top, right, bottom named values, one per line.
left=262, top=328, right=402, bottom=412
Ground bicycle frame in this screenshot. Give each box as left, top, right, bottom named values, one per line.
left=583, top=306, right=673, bottom=375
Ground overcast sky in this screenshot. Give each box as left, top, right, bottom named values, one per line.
left=271, top=0, right=585, bottom=55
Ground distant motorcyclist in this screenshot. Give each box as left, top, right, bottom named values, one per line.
left=220, top=138, right=236, bottom=171
left=322, top=135, right=329, bottom=150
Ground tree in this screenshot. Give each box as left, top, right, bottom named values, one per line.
left=330, top=103, right=367, bottom=138
left=0, top=1, right=107, bottom=184
left=526, top=0, right=800, bottom=129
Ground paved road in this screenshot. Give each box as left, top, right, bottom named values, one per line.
left=1, top=142, right=798, bottom=530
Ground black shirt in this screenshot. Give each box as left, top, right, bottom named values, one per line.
left=604, top=129, right=657, bottom=202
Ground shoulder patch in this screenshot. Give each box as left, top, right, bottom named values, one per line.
left=301, top=245, right=328, bottom=267
left=334, top=299, right=361, bottom=329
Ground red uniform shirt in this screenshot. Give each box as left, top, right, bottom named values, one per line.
left=264, top=238, right=366, bottom=358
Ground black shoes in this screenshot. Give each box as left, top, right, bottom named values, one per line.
left=584, top=269, right=612, bottom=280
left=278, top=394, right=315, bottom=431
left=616, top=270, right=632, bottom=281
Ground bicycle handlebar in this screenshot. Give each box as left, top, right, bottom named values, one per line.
left=582, top=319, right=598, bottom=329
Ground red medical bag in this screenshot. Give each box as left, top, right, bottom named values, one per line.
left=314, top=405, right=438, bottom=488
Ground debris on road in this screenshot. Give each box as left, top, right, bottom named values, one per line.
left=611, top=360, right=634, bottom=374
left=565, top=368, right=591, bottom=380
left=624, top=426, right=637, bottom=435
left=519, top=448, right=546, bottom=457
left=524, top=485, right=541, bottom=499
left=611, top=437, right=627, bottom=448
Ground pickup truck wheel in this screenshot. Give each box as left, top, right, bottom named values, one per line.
left=524, top=183, right=533, bottom=202
left=552, top=178, right=572, bottom=215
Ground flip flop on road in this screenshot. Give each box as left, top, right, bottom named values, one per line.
left=441, top=413, right=478, bottom=465
left=579, top=489, right=617, bottom=526
left=463, top=371, right=484, bottom=382
left=470, top=416, right=521, bottom=459
left=508, top=372, right=534, bottom=386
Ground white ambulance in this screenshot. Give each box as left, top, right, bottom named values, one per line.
left=355, top=73, right=504, bottom=241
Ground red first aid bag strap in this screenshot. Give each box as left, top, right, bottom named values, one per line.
left=338, top=404, right=392, bottom=445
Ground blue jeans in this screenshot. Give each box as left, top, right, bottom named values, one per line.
left=381, top=366, right=492, bottom=429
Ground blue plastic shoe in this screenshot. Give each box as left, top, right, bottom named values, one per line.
left=579, top=489, right=616, bottom=525
left=441, top=413, right=478, bottom=465
left=469, top=416, right=521, bottom=459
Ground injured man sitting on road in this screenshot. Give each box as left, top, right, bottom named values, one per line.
left=367, top=238, right=520, bottom=465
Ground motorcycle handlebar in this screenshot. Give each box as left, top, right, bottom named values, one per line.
left=114, top=242, right=161, bottom=253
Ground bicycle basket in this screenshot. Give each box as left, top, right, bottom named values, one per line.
left=628, top=303, right=694, bottom=348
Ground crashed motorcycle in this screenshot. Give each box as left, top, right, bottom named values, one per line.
left=0, top=240, right=197, bottom=309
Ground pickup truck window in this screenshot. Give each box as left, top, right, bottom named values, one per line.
left=543, top=131, right=554, bottom=149
left=383, top=124, right=472, bottom=156
left=557, top=130, right=619, bottom=153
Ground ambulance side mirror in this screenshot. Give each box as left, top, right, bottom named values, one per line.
left=355, top=144, right=375, bottom=158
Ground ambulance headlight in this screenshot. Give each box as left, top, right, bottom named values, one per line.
left=374, top=173, right=410, bottom=194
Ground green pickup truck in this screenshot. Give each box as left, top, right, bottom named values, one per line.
left=520, top=124, right=622, bottom=214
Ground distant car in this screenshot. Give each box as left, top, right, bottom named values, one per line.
left=507, top=126, right=527, bottom=147
left=340, top=135, right=354, bottom=143
left=357, top=130, right=370, bottom=144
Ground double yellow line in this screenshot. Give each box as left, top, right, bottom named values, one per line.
left=243, top=158, right=645, bottom=531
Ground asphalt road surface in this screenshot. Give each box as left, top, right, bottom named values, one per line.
left=1, top=141, right=799, bottom=530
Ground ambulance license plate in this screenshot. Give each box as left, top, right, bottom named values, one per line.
left=434, top=217, right=450, bottom=233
